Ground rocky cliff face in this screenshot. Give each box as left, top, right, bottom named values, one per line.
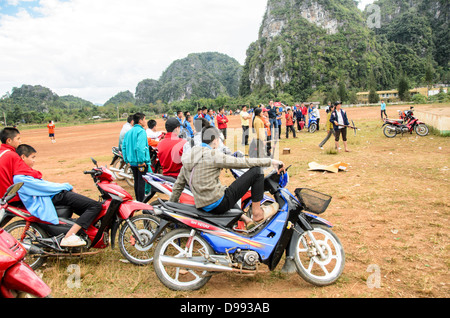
left=240, top=0, right=447, bottom=101
left=135, top=52, right=242, bottom=104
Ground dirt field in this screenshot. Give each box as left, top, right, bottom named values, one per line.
left=15, top=104, right=449, bottom=298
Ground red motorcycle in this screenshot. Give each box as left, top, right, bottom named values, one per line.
left=382, top=107, right=429, bottom=138
left=0, top=183, right=51, bottom=298
left=0, top=158, right=159, bottom=270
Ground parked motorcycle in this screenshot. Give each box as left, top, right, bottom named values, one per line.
left=148, top=165, right=345, bottom=291
left=0, top=183, right=52, bottom=298
left=142, top=151, right=276, bottom=231
left=0, top=158, right=159, bottom=269
left=308, top=114, right=319, bottom=133
left=383, top=107, right=429, bottom=138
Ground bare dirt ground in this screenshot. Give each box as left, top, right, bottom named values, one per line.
left=16, top=104, right=449, bottom=298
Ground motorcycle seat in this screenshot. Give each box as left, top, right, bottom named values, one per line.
left=163, top=201, right=243, bottom=229
left=153, top=174, right=192, bottom=192
left=55, top=206, right=74, bottom=219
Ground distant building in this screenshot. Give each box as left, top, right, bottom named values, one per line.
left=356, top=86, right=447, bottom=104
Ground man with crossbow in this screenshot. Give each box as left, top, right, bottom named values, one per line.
left=329, top=101, right=358, bottom=153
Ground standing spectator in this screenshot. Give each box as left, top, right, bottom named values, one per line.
left=276, top=104, right=283, bottom=139
left=294, top=104, right=304, bottom=131
left=122, top=113, right=151, bottom=202
left=157, top=118, right=187, bottom=178
left=240, top=105, right=250, bottom=146
left=301, top=103, right=308, bottom=119
left=249, top=108, right=267, bottom=158
left=285, top=108, right=296, bottom=138
left=330, top=102, right=350, bottom=152
left=205, top=109, right=215, bottom=127
left=262, top=108, right=272, bottom=157
left=267, top=100, right=278, bottom=139
left=193, top=108, right=203, bottom=120
left=183, top=114, right=195, bottom=138
left=176, top=111, right=184, bottom=135
left=380, top=100, right=387, bottom=119
left=319, top=104, right=336, bottom=149
left=312, top=104, right=321, bottom=130
left=216, top=107, right=229, bottom=140
left=47, top=121, right=56, bottom=143
left=119, top=115, right=133, bottom=151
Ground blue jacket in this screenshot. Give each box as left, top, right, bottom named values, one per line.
left=122, top=124, right=150, bottom=167
left=330, top=109, right=350, bottom=131
left=13, top=175, right=73, bottom=225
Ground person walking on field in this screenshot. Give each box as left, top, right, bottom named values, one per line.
left=319, top=104, right=336, bottom=149
left=47, top=121, right=56, bottom=143
left=380, top=100, right=387, bottom=119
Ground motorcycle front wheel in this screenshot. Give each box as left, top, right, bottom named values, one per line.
left=309, top=123, right=317, bottom=133
left=4, top=221, right=48, bottom=270
left=415, top=124, right=429, bottom=136
left=124, top=164, right=134, bottom=188
left=153, top=229, right=213, bottom=291
left=118, top=214, right=160, bottom=265
left=383, top=125, right=397, bottom=138
left=293, top=225, right=345, bottom=286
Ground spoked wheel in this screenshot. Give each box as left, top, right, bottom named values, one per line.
left=4, top=221, right=48, bottom=270
left=309, top=123, right=317, bottom=133
left=153, top=229, right=213, bottom=291
left=112, top=158, right=125, bottom=180
left=383, top=125, right=397, bottom=138
left=118, top=214, right=160, bottom=265
left=415, top=124, right=429, bottom=136
left=293, top=225, right=345, bottom=286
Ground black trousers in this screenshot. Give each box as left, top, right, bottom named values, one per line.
left=131, top=165, right=147, bottom=202
left=52, top=191, right=102, bottom=230
left=286, top=125, right=296, bottom=138
left=242, top=125, right=249, bottom=145
left=210, top=167, right=264, bottom=215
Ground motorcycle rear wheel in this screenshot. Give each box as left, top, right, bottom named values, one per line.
left=153, top=229, right=213, bottom=291
left=415, top=124, right=429, bottom=136
left=383, top=125, right=397, bottom=138
left=293, top=225, right=345, bottom=286
left=118, top=214, right=160, bottom=265
left=4, top=221, right=48, bottom=270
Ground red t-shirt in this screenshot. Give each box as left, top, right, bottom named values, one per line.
left=0, top=144, right=43, bottom=202
left=157, top=133, right=187, bottom=178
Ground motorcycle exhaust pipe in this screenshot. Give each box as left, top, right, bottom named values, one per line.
left=160, top=255, right=234, bottom=273
left=21, top=242, right=44, bottom=255
left=109, top=167, right=122, bottom=173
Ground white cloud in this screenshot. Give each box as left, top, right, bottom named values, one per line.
left=0, top=0, right=267, bottom=104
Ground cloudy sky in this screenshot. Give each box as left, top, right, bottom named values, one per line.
left=0, top=0, right=374, bottom=105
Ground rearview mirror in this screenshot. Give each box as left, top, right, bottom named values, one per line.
left=2, top=182, right=24, bottom=202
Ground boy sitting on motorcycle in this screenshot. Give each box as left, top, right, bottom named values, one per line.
left=170, top=126, right=283, bottom=228
left=14, top=144, right=102, bottom=247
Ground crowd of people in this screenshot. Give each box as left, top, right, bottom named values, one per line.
left=0, top=99, right=352, bottom=244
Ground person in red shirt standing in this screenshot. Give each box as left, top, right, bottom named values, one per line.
left=216, top=107, right=229, bottom=140
left=157, top=118, right=187, bottom=178
left=0, top=127, right=43, bottom=203
left=47, top=121, right=56, bottom=143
